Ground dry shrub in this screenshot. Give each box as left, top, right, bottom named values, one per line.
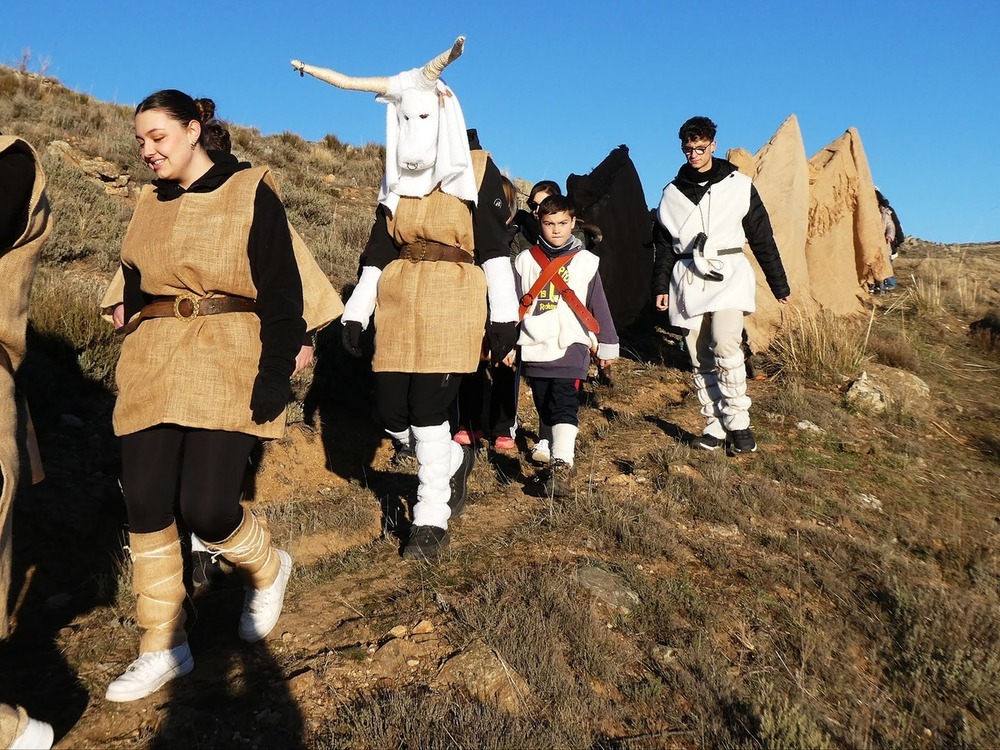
left=763, top=308, right=873, bottom=383
left=881, top=580, right=1000, bottom=746
left=453, top=562, right=627, bottom=734
left=869, top=326, right=922, bottom=371
left=315, top=686, right=564, bottom=749
left=28, top=268, right=120, bottom=386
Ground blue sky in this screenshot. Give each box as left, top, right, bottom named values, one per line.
left=3, top=0, right=998, bottom=243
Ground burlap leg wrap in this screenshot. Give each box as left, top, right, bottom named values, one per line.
left=129, top=524, right=187, bottom=654
left=0, top=702, right=29, bottom=749
left=206, top=506, right=279, bottom=590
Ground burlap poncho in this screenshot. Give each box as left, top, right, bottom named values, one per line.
left=104, top=167, right=341, bottom=439
left=0, top=136, right=50, bottom=640
left=374, top=150, right=489, bottom=373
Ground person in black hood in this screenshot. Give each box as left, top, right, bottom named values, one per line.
left=652, top=116, right=789, bottom=455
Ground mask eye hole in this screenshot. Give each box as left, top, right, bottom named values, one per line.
left=419, top=114, right=430, bottom=119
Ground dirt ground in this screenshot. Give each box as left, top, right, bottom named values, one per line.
left=3, top=240, right=1000, bottom=748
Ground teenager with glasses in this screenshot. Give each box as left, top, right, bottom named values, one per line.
left=652, top=116, right=790, bottom=455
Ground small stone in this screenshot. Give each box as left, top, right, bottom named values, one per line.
left=668, top=464, right=703, bottom=481
left=388, top=625, right=409, bottom=639
left=411, top=620, right=435, bottom=635
left=796, top=420, right=824, bottom=433
left=406, top=659, right=420, bottom=667
left=281, top=631, right=293, bottom=642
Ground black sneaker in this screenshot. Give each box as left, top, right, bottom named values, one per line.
left=728, top=428, right=758, bottom=454
left=448, top=444, right=475, bottom=518
left=696, top=433, right=724, bottom=451
left=544, top=459, right=576, bottom=498
left=402, top=525, right=450, bottom=560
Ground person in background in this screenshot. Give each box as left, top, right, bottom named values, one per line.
left=874, top=189, right=902, bottom=293
left=452, top=174, right=520, bottom=452
left=0, top=133, right=55, bottom=749
left=512, top=195, right=619, bottom=496
left=99, top=89, right=312, bottom=702
left=652, top=116, right=790, bottom=455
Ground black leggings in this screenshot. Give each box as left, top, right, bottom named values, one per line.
left=120, top=426, right=258, bottom=541
left=375, top=372, right=463, bottom=432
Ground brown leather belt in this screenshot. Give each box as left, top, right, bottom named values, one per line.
left=400, top=241, right=473, bottom=264
left=118, top=293, right=256, bottom=335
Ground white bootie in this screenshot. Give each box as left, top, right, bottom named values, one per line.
left=238, top=549, right=292, bottom=643
left=105, top=641, right=194, bottom=702
left=550, top=423, right=579, bottom=467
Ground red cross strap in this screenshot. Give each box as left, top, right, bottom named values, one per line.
left=518, top=246, right=600, bottom=335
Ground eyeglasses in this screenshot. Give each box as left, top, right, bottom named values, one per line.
left=681, top=143, right=712, bottom=156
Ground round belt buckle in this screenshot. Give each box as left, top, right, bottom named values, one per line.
left=173, top=294, right=200, bottom=321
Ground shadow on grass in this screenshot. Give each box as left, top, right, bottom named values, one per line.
left=0, top=326, right=124, bottom=741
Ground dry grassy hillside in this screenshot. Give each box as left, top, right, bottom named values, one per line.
left=3, top=64, right=1000, bottom=749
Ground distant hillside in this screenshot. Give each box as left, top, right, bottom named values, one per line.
left=0, top=63, right=383, bottom=288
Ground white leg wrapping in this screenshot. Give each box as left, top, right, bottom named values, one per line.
left=411, top=422, right=454, bottom=529
left=691, top=371, right=727, bottom=439
left=550, top=423, right=578, bottom=466
left=716, top=351, right=751, bottom=431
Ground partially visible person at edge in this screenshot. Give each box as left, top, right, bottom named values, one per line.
left=451, top=174, right=520, bottom=452
left=98, top=90, right=319, bottom=703
left=0, top=133, right=55, bottom=749
left=652, top=116, right=790, bottom=455
left=512, top=194, right=619, bottom=497
left=873, top=188, right=902, bottom=293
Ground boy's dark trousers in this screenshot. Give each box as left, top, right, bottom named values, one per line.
left=528, top=376, right=581, bottom=429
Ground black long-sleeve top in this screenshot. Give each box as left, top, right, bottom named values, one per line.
left=121, top=152, right=305, bottom=379
left=0, top=148, right=34, bottom=255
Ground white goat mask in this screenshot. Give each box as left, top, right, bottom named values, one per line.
left=291, top=37, right=478, bottom=212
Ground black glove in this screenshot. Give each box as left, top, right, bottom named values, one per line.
left=342, top=320, right=363, bottom=358
left=488, top=321, right=518, bottom=367
left=250, top=368, right=292, bottom=424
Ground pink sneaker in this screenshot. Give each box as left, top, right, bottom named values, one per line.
left=453, top=429, right=482, bottom=445
left=493, top=436, right=516, bottom=452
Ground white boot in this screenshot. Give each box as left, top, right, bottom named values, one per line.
left=238, top=549, right=292, bottom=642
left=691, top=371, right=727, bottom=447
left=550, top=423, right=578, bottom=467
left=410, top=422, right=455, bottom=530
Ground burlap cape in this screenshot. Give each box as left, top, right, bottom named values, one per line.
left=0, top=136, right=51, bottom=640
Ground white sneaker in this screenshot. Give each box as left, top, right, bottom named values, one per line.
left=105, top=642, right=194, bottom=702
left=531, top=439, right=551, bottom=464
left=238, top=549, right=292, bottom=642
left=10, top=717, right=54, bottom=750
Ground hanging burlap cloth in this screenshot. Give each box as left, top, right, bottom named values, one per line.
left=0, top=136, right=50, bottom=640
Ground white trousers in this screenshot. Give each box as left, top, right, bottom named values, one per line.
left=683, top=308, right=750, bottom=435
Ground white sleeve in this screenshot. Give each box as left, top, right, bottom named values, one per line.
left=482, top=256, right=520, bottom=323
left=341, top=265, right=381, bottom=329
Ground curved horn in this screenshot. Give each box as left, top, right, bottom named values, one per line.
left=290, top=59, right=389, bottom=96
left=421, top=36, right=465, bottom=83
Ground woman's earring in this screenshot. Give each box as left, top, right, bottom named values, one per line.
left=190, top=141, right=196, bottom=150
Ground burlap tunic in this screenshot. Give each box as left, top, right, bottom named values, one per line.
left=108, top=167, right=313, bottom=440
left=374, top=151, right=489, bottom=373
left=0, top=136, right=50, bottom=640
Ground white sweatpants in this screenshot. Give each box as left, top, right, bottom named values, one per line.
left=683, top=308, right=751, bottom=434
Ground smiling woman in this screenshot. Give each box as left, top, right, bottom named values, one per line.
left=96, top=88, right=341, bottom=704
